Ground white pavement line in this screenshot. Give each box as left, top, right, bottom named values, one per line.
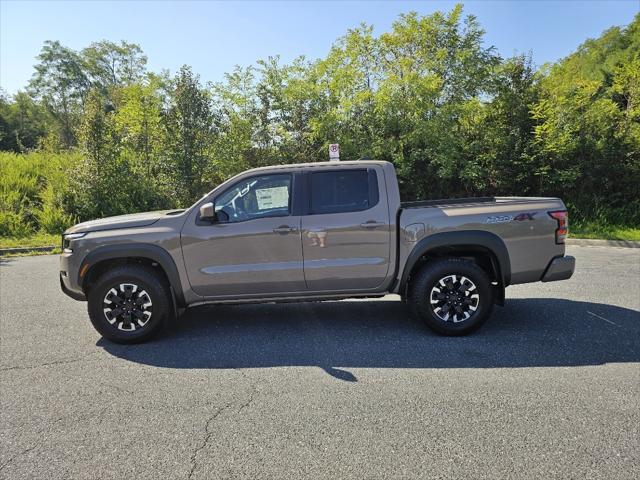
left=587, top=310, right=620, bottom=327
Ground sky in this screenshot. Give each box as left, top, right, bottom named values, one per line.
left=1, top=0, right=638, bottom=94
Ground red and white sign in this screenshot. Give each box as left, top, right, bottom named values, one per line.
left=329, top=143, right=340, bottom=161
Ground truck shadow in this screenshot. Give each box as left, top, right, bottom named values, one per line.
left=97, top=298, right=640, bottom=381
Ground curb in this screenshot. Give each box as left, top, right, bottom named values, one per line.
left=0, top=245, right=58, bottom=256
left=567, top=238, right=640, bottom=248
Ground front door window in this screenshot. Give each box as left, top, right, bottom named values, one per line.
left=215, top=174, right=291, bottom=223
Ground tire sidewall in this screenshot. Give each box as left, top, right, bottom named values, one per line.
left=410, top=259, right=494, bottom=336
left=87, top=267, right=169, bottom=343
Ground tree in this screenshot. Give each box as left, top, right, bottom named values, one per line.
left=311, top=6, right=499, bottom=199
left=311, top=23, right=381, bottom=163
left=458, top=54, right=540, bottom=195
left=29, top=41, right=89, bottom=148
left=82, top=40, right=147, bottom=91
left=2, top=7, right=639, bottom=233
left=531, top=13, right=640, bottom=223
left=210, top=66, right=260, bottom=177
left=79, top=89, right=115, bottom=168
left=0, top=90, right=50, bottom=152
left=254, top=56, right=321, bottom=164
left=0, top=91, right=19, bottom=152
left=164, top=66, right=217, bottom=206
left=70, top=87, right=166, bottom=219
left=113, top=78, right=164, bottom=173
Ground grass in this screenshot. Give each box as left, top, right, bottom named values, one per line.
left=0, top=247, right=62, bottom=257
left=0, top=232, right=60, bottom=249
left=570, top=222, right=640, bottom=241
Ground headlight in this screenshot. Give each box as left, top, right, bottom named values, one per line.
left=62, top=232, right=87, bottom=252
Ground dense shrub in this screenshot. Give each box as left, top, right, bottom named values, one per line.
left=0, top=210, right=33, bottom=237
left=0, top=151, right=80, bottom=237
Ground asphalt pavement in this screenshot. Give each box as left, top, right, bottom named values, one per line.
left=1, top=246, right=639, bottom=479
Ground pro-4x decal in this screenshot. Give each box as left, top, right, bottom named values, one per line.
left=513, top=212, right=537, bottom=221
left=485, top=212, right=537, bottom=224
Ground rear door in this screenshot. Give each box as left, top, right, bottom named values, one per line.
left=180, top=172, right=306, bottom=297
left=301, top=167, right=391, bottom=291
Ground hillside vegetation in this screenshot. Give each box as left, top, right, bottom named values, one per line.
left=1, top=5, right=638, bottom=245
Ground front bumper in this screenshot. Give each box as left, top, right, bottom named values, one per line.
left=59, top=250, right=86, bottom=301
left=541, top=255, right=575, bottom=282
left=60, top=272, right=86, bottom=300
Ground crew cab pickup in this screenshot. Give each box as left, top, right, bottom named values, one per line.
left=60, top=161, right=575, bottom=343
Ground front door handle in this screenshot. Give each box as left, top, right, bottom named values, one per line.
left=273, top=225, right=297, bottom=234
left=360, top=221, right=386, bottom=229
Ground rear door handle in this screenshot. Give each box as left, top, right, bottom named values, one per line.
left=360, top=221, right=386, bottom=229
left=273, top=225, right=297, bottom=234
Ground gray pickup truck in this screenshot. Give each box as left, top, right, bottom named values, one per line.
left=60, top=161, right=575, bottom=343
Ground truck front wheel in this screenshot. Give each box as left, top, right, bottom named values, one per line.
left=407, top=258, right=494, bottom=336
left=87, top=265, right=172, bottom=344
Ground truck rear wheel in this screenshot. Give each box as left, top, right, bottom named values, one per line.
left=407, top=258, right=494, bottom=336
left=87, top=265, right=171, bottom=344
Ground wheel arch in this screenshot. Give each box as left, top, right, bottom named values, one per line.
left=79, top=244, right=186, bottom=308
left=399, top=230, right=511, bottom=297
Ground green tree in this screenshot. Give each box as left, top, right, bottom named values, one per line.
left=311, top=23, right=380, bottom=163
left=113, top=78, right=164, bottom=174
left=210, top=66, right=260, bottom=177
left=311, top=6, right=499, bottom=199
left=9, top=91, right=49, bottom=151
left=29, top=41, right=89, bottom=148
left=2, top=6, right=638, bottom=234
left=254, top=56, right=321, bottom=164
left=458, top=54, right=540, bottom=195
left=532, top=14, right=640, bottom=223
left=71, top=88, right=163, bottom=219
left=164, top=66, right=217, bottom=206
left=0, top=91, right=21, bottom=152
left=82, top=40, right=148, bottom=92
left=69, top=88, right=117, bottom=218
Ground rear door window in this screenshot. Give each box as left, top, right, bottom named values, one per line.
left=309, top=169, right=378, bottom=214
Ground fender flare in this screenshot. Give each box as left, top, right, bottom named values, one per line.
left=398, top=230, right=511, bottom=292
left=78, top=243, right=186, bottom=307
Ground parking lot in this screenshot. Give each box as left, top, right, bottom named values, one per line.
left=1, top=245, right=639, bottom=479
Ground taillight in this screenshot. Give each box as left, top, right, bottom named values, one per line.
left=548, top=210, right=568, bottom=244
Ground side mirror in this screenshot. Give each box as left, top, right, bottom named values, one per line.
left=199, top=202, right=215, bottom=222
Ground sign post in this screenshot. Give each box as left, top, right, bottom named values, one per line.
left=329, top=143, right=340, bottom=161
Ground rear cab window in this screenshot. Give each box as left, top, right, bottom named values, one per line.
left=309, top=169, right=379, bottom=214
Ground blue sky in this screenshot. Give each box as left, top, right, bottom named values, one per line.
left=1, top=0, right=638, bottom=94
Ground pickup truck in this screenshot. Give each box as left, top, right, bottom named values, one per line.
left=60, top=161, right=575, bottom=343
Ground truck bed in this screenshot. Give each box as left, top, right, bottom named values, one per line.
left=401, top=197, right=496, bottom=208
left=401, top=196, right=562, bottom=209
left=397, top=195, right=567, bottom=286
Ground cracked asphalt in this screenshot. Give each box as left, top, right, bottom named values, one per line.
left=1, top=246, right=639, bottom=479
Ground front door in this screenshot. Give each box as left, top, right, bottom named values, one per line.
left=301, top=167, right=391, bottom=291
left=181, top=172, right=306, bottom=297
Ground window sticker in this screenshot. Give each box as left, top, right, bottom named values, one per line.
left=255, top=186, right=289, bottom=210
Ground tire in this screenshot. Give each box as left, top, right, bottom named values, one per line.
left=87, top=264, right=172, bottom=344
left=407, top=258, right=494, bottom=336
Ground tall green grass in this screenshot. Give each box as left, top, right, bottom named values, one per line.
left=567, top=202, right=640, bottom=241
left=0, top=151, right=80, bottom=239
